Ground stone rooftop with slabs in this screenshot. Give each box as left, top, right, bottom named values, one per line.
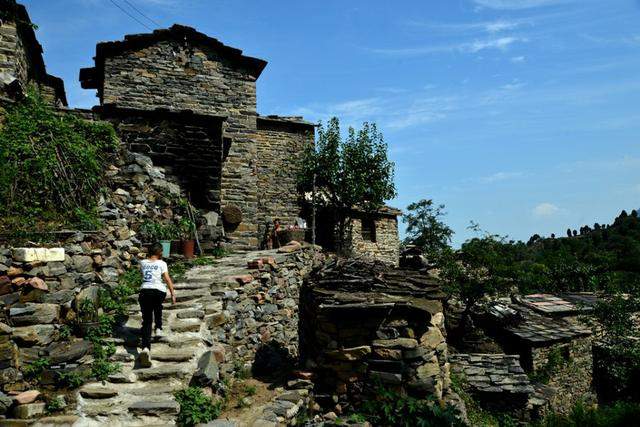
left=515, top=293, right=598, bottom=317
left=481, top=298, right=592, bottom=347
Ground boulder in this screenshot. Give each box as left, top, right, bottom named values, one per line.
left=41, top=290, right=75, bottom=305
left=12, top=402, right=45, bottom=419
left=10, top=303, right=59, bottom=326
left=79, top=385, right=118, bottom=399
left=72, top=256, right=94, bottom=273
left=13, top=390, right=40, bottom=404
left=0, top=391, right=12, bottom=415
left=47, top=262, right=67, bottom=277
left=46, top=340, right=92, bottom=365
left=193, top=351, right=219, bottom=385
left=12, top=325, right=56, bottom=346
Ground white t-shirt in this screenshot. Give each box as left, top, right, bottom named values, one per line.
left=140, top=259, right=168, bottom=293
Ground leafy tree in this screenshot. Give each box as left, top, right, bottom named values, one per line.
left=403, top=199, right=453, bottom=258
left=440, top=226, right=515, bottom=315
left=299, top=117, right=396, bottom=252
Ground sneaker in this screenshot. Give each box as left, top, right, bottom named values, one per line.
left=153, top=328, right=165, bottom=339
left=139, top=347, right=152, bottom=368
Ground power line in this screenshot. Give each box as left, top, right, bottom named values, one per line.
left=122, top=0, right=162, bottom=28
left=108, top=0, right=153, bottom=31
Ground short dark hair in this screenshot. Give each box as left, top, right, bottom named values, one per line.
left=149, top=242, right=163, bottom=257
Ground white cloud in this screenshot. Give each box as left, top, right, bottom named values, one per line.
left=369, top=36, right=524, bottom=57
left=468, top=37, right=520, bottom=52
left=473, top=0, right=573, bottom=10
left=485, top=21, right=520, bottom=33
left=511, top=55, right=526, bottom=63
left=479, top=171, right=524, bottom=183
left=533, top=202, right=561, bottom=217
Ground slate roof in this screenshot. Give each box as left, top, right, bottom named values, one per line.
left=482, top=298, right=592, bottom=347
left=450, top=353, right=534, bottom=396
left=516, top=293, right=598, bottom=316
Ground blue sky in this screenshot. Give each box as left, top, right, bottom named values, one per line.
left=24, top=0, right=640, bottom=245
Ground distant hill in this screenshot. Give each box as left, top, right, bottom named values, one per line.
left=499, top=210, right=640, bottom=294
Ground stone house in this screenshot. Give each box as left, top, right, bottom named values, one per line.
left=0, top=0, right=66, bottom=106
left=79, top=24, right=317, bottom=249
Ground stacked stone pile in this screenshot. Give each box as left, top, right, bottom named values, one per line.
left=299, top=258, right=452, bottom=415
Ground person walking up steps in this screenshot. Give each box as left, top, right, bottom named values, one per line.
left=138, top=242, right=176, bottom=368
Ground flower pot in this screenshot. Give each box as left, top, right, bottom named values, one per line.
left=160, top=240, right=171, bottom=258
left=182, top=239, right=195, bottom=259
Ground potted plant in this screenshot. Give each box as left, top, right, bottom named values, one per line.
left=76, top=298, right=99, bottom=337
left=139, top=220, right=175, bottom=257
left=178, top=217, right=196, bottom=259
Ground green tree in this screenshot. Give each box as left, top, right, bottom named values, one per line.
left=299, top=117, right=396, bottom=251
left=403, top=199, right=453, bottom=258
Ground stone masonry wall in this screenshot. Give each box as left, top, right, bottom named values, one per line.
left=531, top=337, right=594, bottom=414
left=349, top=216, right=400, bottom=266
left=255, top=119, right=314, bottom=244
left=0, top=21, right=30, bottom=88
left=101, top=110, right=224, bottom=211
left=0, top=8, right=64, bottom=106
left=101, top=39, right=261, bottom=247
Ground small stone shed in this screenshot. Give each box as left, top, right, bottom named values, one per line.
left=0, top=0, right=66, bottom=105
left=299, top=259, right=451, bottom=412
left=79, top=24, right=315, bottom=248
left=477, top=295, right=594, bottom=413
left=311, top=205, right=402, bottom=265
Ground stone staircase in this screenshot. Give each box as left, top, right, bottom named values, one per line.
left=74, top=267, right=221, bottom=426
left=70, top=247, right=315, bottom=426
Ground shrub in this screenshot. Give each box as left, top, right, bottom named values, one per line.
left=0, top=88, right=117, bottom=231
left=174, top=387, right=224, bottom=427
left=56, top=370, right=86, bottom=389
left=359, top=384, right=463, bottom=427
left=22, top=358, right=50, bottom=380
left=45, top=396, right=65, bottom=413
left=541, top=401, right=640, bottom=427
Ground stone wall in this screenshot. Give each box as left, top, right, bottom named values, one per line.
left=0, top=2, right=66, bottom=105
left=348, top=215, right=400, bottom=266
left=99, top=108, right=225, bottom=211
left=299, top=259, right=450, bottom=413
left=255, top=117, right=314, bottom=244
left=182, top=244, right=319, bottom=373
left=531, top=337, right=594, bottom=414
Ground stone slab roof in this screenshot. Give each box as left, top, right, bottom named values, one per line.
left=80, top=24, right=268, bottom=89
left=481, top=299, right=592, bottom=347
left=308, top=258, right=446, bottom=306
left=258, top=115, right=315, bottom=127
left=516, top=293, right=598, bottom=316
left=450, top=353, right=534, bottom=395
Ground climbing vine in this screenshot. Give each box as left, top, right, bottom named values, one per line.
left=0, top=88, right=117, bottom=232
